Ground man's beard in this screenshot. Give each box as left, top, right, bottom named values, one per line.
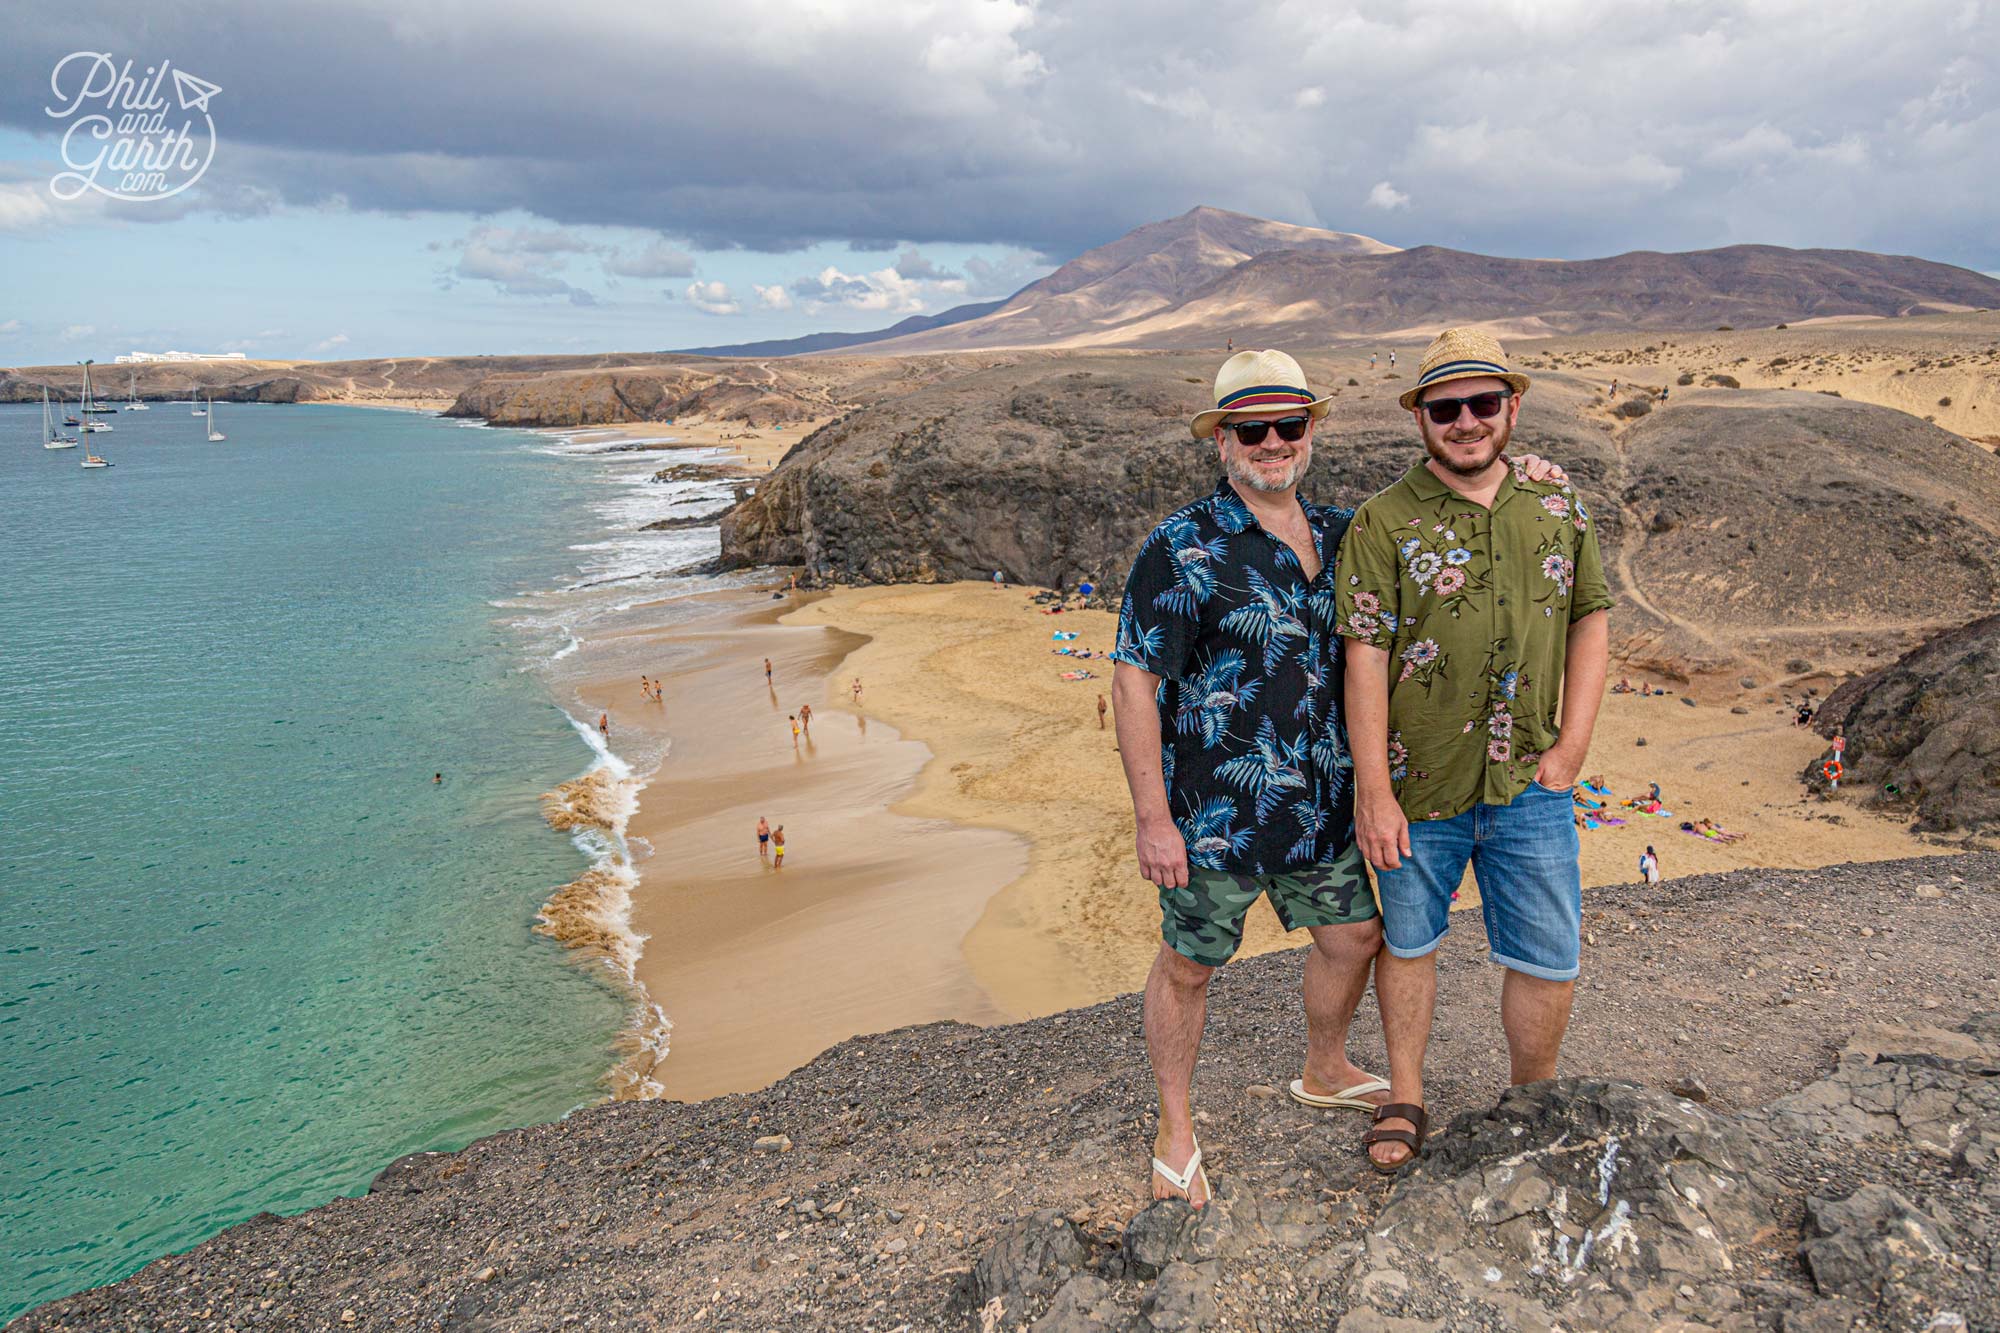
left=1423, top=416, right=1511, bottom=477
left=1225, top=441, right=1312, bottom=493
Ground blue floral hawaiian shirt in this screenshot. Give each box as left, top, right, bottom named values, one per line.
left=1111, top=477, right=1356, bottom=875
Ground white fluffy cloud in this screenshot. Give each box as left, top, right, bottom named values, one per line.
left=1366, top=182, right=1409, bottom=211
left=684, top=280, right=740, bottom=315
left=781, top=263, right=968, bottom=315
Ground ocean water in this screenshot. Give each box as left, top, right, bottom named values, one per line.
left=0, top=404, right=738, bottom=1318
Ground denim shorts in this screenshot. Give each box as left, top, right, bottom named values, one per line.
left=1375, top=780, right=1583, bottom=981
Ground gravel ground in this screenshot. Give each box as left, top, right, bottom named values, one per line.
left=14, top=850, right=1998, bottom=1332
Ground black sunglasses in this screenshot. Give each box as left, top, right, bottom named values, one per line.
left=1222, top=415, right=1311, bottom=446
left=1421, top=389, right=1513, bottom=426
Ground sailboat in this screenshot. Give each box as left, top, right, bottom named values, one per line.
left=124, top=369, right=148, bottom=410
left=191, top=381, right=206, bottom=416
left=63, top=394, right=82, bottom=427
left=81, top=445, right=113, bottom=469
left=206, top=394, right=226, bottom=442
left=79, top=362, right=113, bottom=433
left=43, top=388, right=78, bottom=448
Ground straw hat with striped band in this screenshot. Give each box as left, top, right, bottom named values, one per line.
left=1397, top=328, right=1531, bottom=412
left=1190, top=349, right=1333, bottom=441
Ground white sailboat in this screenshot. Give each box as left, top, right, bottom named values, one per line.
left=81, top=446, right=113, bottom=468
left=124, top=369, right=148, bottom=410
left=43, top=387, right=79, bottom=448
left=79, top=362, right=113, bottom=433
left=206, top=394, right=226, bottom=442
left=191, top=381, right=206, bottom=416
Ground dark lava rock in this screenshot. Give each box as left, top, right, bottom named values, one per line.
left=1812, top=612, right=2000, bottom=833
left=1331, top=1078, right=1778, bottom=1330
left=1616, top=395, right=1653, bottom=418
left=1705, top=373, right=1741, bottom=388
left=1030, top=1274, right=1125, bottom=1332
left=959, top=1208, right=1089, bottom=1326
left=1122, top=1200, right=1195, bottom=1278
left=1799, top=1184, right=1960, bottom=1302
left=1137, top=1260, right=1221, bottom=1330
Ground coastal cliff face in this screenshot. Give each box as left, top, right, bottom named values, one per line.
left=717, top=355, right=1620, bottom=592
left=1816, top=612, right=2000, bottom=834
left=720, top=358, right=2000, bottom=687
left=20, top=852, right=1998, bottom=1331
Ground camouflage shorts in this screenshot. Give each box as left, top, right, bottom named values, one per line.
left=1160, top=842, right=1377, bottom=967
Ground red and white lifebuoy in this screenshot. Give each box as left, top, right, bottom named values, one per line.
left=1821, top=759, right=1843, bottom=782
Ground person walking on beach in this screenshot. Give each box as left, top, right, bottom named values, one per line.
left=789, top=715, right=801, bottom=748
left=1096, top=693, right=1108, bottom=730
left=851, top=677, right=863, bottom=705
left=598, top=711, right=610, bottom=740
left=1388, top=349, right=1396, bottom=368
left=639, top=675, right=652, bottom=702
left=764, top=657, right=773, bottom=685
left=993, top=569, right=1005, bottom=590
left=1111, top=348, right=1389, bottom=1209
left=757, top=816, right=771, bottom=860
left=1639, top=845, right=1661, bottom=884
left=771, top=825, right=785, bottom=865
left=1337, top=328, right=1612, bottom=1172
left=799, top=703, right=813, bottom=735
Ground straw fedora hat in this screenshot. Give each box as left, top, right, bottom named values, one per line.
left=1397, top=328, right=1531, bottom=412
left=1190, top=349, right=1333, bottom=440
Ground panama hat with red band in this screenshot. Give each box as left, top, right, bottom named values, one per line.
left=1189, top=349, right=1333, bottom=441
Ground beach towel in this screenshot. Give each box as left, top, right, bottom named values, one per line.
left=1059, top=670, right=1096, bottom=681
left=1579, top=781, right=1612, bottom=798
left=1052, top=631, right=1078, bottom=641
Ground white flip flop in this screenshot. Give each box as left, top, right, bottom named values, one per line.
left=1150, top=1132, right=1209, bottom=1207
left=1287, top=1076, right=1391, bottom=1110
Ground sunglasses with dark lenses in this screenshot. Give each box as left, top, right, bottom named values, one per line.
left=1223, top=415, right=1311, bottom=446
left=1421, top=389, right=1513, bottom=426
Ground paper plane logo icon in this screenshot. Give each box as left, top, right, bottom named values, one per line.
left=172, top=68, right=221, bottom=112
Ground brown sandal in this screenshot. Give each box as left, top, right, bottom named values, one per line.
left=1362, top=1102, right=1428, bottom=1175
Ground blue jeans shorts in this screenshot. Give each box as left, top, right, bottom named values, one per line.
left=1375, top=780, right=1583, bottom=981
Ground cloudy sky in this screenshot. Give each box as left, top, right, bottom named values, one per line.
left=3, top=0, right=1995, bottom=365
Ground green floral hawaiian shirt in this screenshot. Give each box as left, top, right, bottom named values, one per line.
left=1334, top=460, right=1613, bottom=822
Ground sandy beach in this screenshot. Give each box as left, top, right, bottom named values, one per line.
left=527, top=422, right=1973, bottom=1109
left=782, top=582, right=1962, bottom=1008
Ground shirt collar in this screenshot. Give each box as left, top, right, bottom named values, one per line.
left=1400, top=459, right=1526, bottom=511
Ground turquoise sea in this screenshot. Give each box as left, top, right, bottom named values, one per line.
left=0, top=403, right=713, bottom=1318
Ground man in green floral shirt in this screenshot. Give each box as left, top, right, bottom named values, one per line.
left=1335, top=328, right=1612, bottom=1173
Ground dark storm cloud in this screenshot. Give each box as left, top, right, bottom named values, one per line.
left=3, top=1, right=1995, bottom=268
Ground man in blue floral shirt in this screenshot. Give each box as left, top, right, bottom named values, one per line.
left=1111, top=349, right=1387, bottom=1208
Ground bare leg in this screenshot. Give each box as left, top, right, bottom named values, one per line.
left=1370, top=949, right=1438, bottom=1168
left=1143, top=942, right=1214, bottom=1206
left=1299, top=920, right=1388, bottom=1103
left=1501, top=970, right=1574, bottom=1084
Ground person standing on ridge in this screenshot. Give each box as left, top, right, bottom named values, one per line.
left=1337, top=327, right=1612, bottom=1174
